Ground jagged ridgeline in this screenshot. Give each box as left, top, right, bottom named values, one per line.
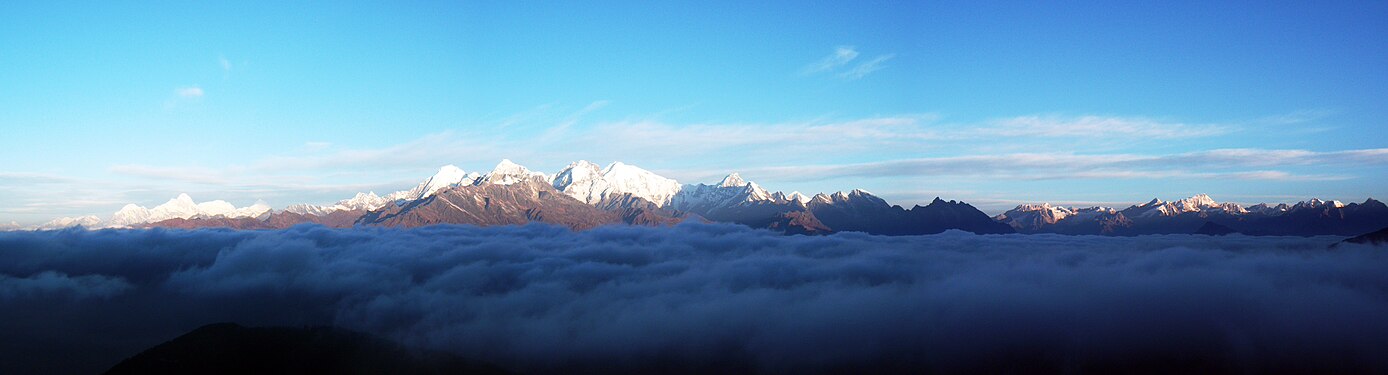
left=30, top=160, right=1388, bottom=236
left=36, top=160, right=1010, bottom=235
left=994, top=194, right=1388, bottom=236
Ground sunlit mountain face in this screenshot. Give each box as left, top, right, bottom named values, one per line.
left=3, top=2, right=1388, bottom=374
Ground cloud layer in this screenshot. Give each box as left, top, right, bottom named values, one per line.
left=1, top=224, right=1386, bottom=374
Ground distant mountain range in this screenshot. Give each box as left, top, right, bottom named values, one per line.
left=20, top=160, right=1388, bottom=237
left=995, top=194, right=1388, bottom=236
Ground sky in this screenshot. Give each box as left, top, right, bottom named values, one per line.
left=1, top=1, right=1387, bottom=224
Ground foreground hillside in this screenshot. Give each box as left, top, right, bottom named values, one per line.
left=106, top=323, right=511, bottom=375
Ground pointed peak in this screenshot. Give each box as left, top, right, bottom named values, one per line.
left=1184, top=193, right=1216, bottom=204
left=567, top=160, right=602, bottom=170
left=603, top=161, right=651, bottom=176
left=493, top=159, right=523, bottom=171
left=787, top=191, right=809, bottom=202
left=175, top=193, right=194, bottom=202
left=436, top=164, right=464, bottom=175
left=719, top=173, right=746, bottom=188
left=483, top=159, right=543, bottom=185
left=490, top=159, right=530, bottom=176
left=602, top=160, right=626, bottom=172
left=849, top=188, right=873, bottom=197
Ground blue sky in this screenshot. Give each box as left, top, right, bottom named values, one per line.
left=2, top=1, right=1387, bottom=224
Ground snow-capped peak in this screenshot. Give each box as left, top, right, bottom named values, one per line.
left=423, top=164, right=470, bottom=192
left=668, top=171, right=781, bottom=210
left=787, top=191, right=809, bottom=204
left=492, top=159, right=526, bottom=174
left=719, top=173, right=747, bottom=188
left=1294, top=198, right=1346, bottom=210
left=483, top=159, right=544, bottom=185
left=231, top=200, right=272, bottom=218
left=109, top=203, right=152, bottom=227
left=1173, top=194, right=1219, bottom=212
left=195, top=200, right=238, bottom=217
left=150, top=193, right=202, bottom=221
left=598, top=162, right=681, bottom=205
left=102, top=193, right=273, bottom=228
left=287, top=191, right=391, bottom=217
left=553, top=160, right=681, bottom=206
left=386, top=165, right=471, bottom=202
left=338, top=192, right=388, bottom=211
left=553, top=161, right=603, bottom=190
left=37, top=215, right=102, bottom=230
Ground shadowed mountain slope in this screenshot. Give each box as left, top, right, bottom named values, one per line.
left=105, top=323, right=511, bottom=375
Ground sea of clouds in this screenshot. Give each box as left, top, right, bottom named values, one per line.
left=1, top=223, right=1386, bottom=374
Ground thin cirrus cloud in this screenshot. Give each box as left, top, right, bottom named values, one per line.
left=838, top=53, right=895, bottom=80
left=557, top=114, right=1230, bottom=163
left=802, top=46, right=895, bottom=80
left=985, top=115, right=1229, bottom=138
left=218, top=55, right=232, bottom=73
left=802, top=45, right=860, bottom=74
left=80, top=109, right=1379, bottom=218
left=105, top=113, right=1271, bottom=182
left=741, top=148, right=1388, bottom=182
left=174, top=86, right=203, bottom=98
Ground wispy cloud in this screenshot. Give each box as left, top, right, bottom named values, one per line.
left=839, top=54, right=894, bottom=80
left=174, top=86, right=203, bottom=98
left=150, top=112, right=1245, bottom=182
left=218, top=55, right=233, bottom=79
left=302, top=142, right=332, bottom=152
left=43, top=106, right=1378, bottom=222
left=547, top=100, right=611, bottom=135
left=982, top=115, right=1229, bottom=138
left=0, top=173, right=73, bottom=185
left=802, top=46, right=860, bottom=74
left=561, top=114, right=1228, bottom=162
left=741, top=148, right=1388, bottom=182
left=1256, top=109, right=1335, bottom=125
left=108, top=164, right=236, bottom=185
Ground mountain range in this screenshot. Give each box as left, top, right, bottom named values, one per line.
left=19, top=160, right=1388, bottom=237
left=995, top=194, right=1388, bottom=236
